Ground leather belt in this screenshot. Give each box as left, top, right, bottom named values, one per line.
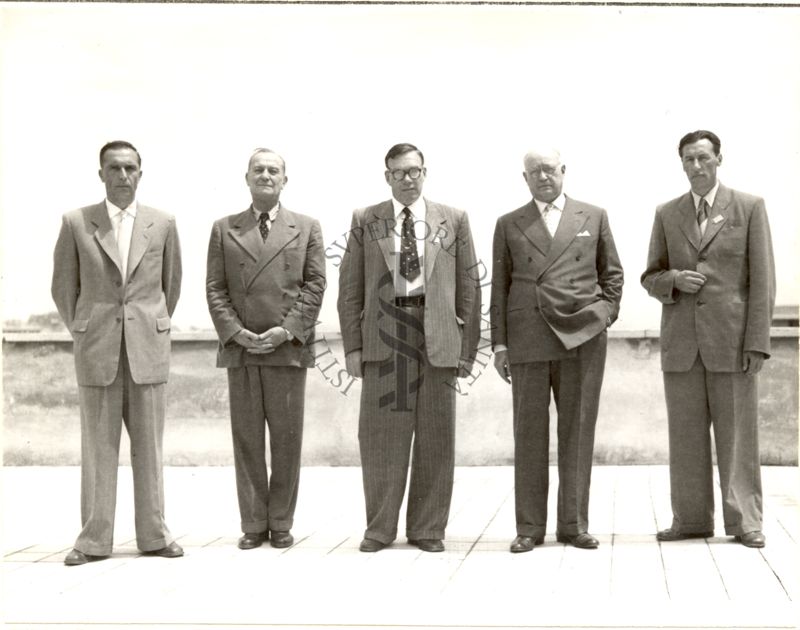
left=395, top=295, right=425, bottom=307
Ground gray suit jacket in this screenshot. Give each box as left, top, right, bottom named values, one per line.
left=641, top=184, right=775, bottom=372
left=52, top=202, right=182, bottom=386
left=206, top=206, right=326, bottom=368
left=490, top=197, right=623, bottom=363
left=337, top=199, right=481, bottom=368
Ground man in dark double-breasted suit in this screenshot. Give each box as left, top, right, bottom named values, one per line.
left=52, top=140, right=183, bottom=565
left=491, top=146, right=623, bottom=553
left=642, top=130, right=775, bottom=548
left=206, top=148, right=326, bottom=551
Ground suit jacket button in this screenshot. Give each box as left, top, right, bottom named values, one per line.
left=115, top=280, right=122, bottom=287
left=576, top=256, right=581, bottom=261
left=116, top=317, right=122, bottom=323
left=697, top=300, right=706, bottom=306
left=698, top=256, right=707, bottom=262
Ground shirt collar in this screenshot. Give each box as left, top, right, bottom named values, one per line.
left=106, top=198, right=137, bottom=219
left=392, top=196, right=426, bottom=219
left=252, top=201, right=280, bottom=222
left=534, top=192, right=566, bottom=214
left=691, top=180, right=720, bottom=210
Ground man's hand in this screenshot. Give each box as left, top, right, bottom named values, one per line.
left=345, top=349, right=363, bottom=378
left=493, top=349, right=511, bottom=384
left=674, top=270, right=707, bottom=294
left=233, top=329, right=269, bottom=351
left=743, top=350, right=766, bottom=375
left=457, top=359, right=473, bottom=379
left=249, top=326, right=289, bottom=354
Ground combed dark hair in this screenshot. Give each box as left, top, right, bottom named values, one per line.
left=99, top=140, right=141, bottom=167
left=384, top=143, right=424, bottom=168
left=678, top=130, right=721, bottom=157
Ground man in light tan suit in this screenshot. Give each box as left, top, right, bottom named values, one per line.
left=642, top=130, right=775, bottom=548
left=206, top=148, right=325, bottom=551
left=52, top=140, right=183, bottom=565
left=491, top=146, right=623, bottom=553
left=337, top=143, right=481, bottom=553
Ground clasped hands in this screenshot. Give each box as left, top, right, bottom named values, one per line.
left=234, top=326, right=288, bottom=354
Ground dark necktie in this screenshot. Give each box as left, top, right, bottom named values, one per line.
left=258, top=212, right=270, bottom=242
left=697, top=198, right=708, bottom=227
left=399, top=207, right=421, bottom=281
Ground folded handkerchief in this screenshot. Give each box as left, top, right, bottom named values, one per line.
left=577, top=230, right=591, bottom=237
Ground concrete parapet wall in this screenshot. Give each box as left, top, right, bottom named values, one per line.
left=3, top=330, right=798, bottom=466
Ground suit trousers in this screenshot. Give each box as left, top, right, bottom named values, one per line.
left=227, top=365, right=306, bottom=533
left=663, top=355, right=762, bottom=535
left=512, top=331, right=607, bottom=538
left=75, top=343, right=173, bottom=556
left=359, top=305, right=457, bottom=544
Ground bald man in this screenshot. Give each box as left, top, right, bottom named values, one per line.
left=490, top=147, right=623, bottom=552
left=206, top=148, right=326, bottom=551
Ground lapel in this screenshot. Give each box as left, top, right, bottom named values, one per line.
left=699, top=184, right=731, bottom=251
left=90, top=201, right=123, bottom=277
left=246, top=207, right=300, bottom=288
left=370, top=201, right=396, bottom=273
left=229, top=208, right=264, bottom=263
left=677, top=192, right=702, bottom=250
left=126, top=205, right=154, bottom=280
left=538, top=197, right=589, bottom=279
left=514, top=201, right=551, bottom=257
left=424, top=200, right=447, bottom=282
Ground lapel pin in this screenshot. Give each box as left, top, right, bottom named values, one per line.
left=712, top=215, right=724, bottom=224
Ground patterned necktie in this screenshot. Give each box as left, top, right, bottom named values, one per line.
left=399, top=207, right=421, bottom=281
left=543, top=203, right=558, bottom=237
left=697, top=198, right=708, bottom=227
left=258, top=212, right=270, bottom=242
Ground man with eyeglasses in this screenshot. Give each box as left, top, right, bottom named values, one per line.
left=642, top=130, right=775, bottom=548
left=206, top=148, right=326, bottom=551
left=490, top=146, right=623, bottom=553
left=337, top=143, right=481, bottom=553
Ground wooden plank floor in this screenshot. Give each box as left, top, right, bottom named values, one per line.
left=2, top=465, right=798, bottom=629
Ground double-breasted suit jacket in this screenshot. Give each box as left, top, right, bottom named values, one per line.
left=641, top=184, right=775, bottom=372
left=338, top=199, right=481, bottom=367
left=491, top=197, right=623, bottom=362
left=52, top=202, right=182, bottom=385
left=206, top=207, right=326, bottom=368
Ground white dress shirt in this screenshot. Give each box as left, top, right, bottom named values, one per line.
left=391, top=196, right=426, bottom=297
left=534, top=192, right=566, bottom=237
left=691, top=180, right=720, bottom=237
left=106, top=199, right=137, bottom=281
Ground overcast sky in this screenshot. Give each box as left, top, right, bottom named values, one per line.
left=2, top=4, right=798, bottom=332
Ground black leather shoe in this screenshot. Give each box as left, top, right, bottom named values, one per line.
left=64, top=549, right=105, bottom=566
left=145, top=541, right=184, bottom=558
left=510, top=535, right=544, bottom=553
left=409, top=539, right=445, bottom=552
left=359, top=538, right=386, bottom=552
left=656, top=528, right=713, bottom=542
left=238, top=532, right=268, bottom=550
left=269, top=531, right=294, bottom=548
left=556, top=532, right=599, bottom=549
left=735, top=531, right=766, bottom=548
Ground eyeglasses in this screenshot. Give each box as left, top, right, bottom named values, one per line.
left=389, top=168, right=423, bottom=181
left=527, top=165, right=560, bottom=177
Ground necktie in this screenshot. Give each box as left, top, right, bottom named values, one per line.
left=542, top=203, right=558, bottom=237
left=258, top=212, right=270, bottom=242
left=116, top=210, right=132, bottom=280
left=399, top=207, right=421, bottom=281
left=697, top=198, right=708, bottom=227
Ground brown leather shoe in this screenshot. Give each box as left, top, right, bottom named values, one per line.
left=238, top=532, right=268, bottom=550
left=656, top=528, right=713, bottom=542
left=510, top=535, right=544, bottom=553
left=145, top=541, right=184, bottom=558
left=64, top=549, right=106, bottom=566
left=735, top=531, right=766, bottom=548
left=556, top=532, right=599, bottom=549
left=359, top=537, right=386, bottom=552
left=408, top=539, right=445, bottom=552
left=269, top=531, right=294, bottom=548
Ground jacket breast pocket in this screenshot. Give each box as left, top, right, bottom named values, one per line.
left=715, top=227, right=746, bottom=257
